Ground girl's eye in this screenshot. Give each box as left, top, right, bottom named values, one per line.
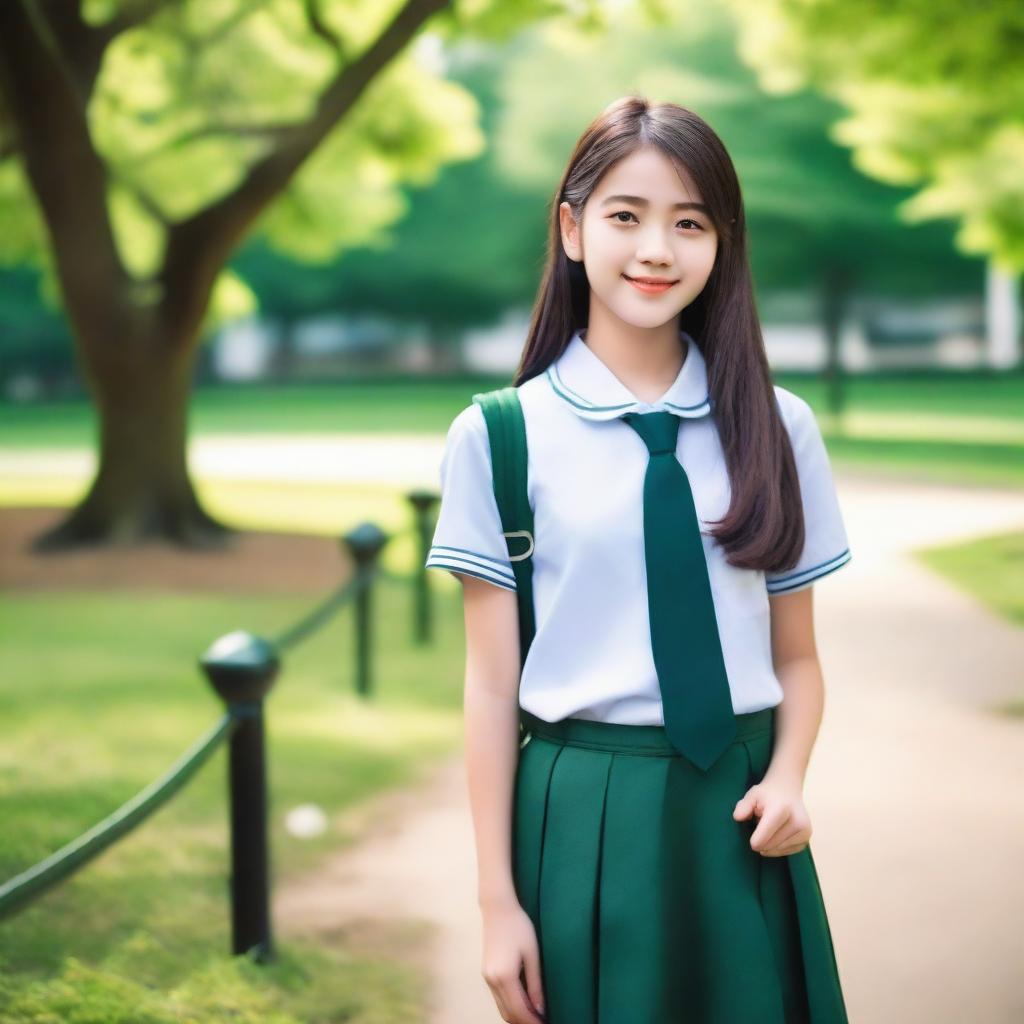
left=611, top=211, right=703, bottom=230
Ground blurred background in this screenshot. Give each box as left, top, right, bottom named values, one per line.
left=1, top=1, right=1021, bottom=1022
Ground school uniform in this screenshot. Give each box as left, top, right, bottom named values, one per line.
left=426, top=327, right=852, bottom=1023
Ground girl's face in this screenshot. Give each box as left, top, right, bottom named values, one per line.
left=559, top=145, right=719, bottom=331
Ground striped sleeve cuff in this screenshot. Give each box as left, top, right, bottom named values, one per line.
left=765, top=549, right=852, bottom=595
left=425, top=545, right=517, bottom=592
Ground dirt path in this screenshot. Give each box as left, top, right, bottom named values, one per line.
left=0, top=506, right=353, bottom=593
left=274, top=752, right=487, bottom=1023
left=272, top=471, right=1024, bottom=1024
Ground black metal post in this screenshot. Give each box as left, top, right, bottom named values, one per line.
left=199, top=630, right=280, bottom=961
left=406, top=489, right=439, bottom=645
left=340, top=522, right=388, bottom=698
left=227, top=701, right=270, bottom=959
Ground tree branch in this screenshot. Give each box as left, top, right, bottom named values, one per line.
left=159, top=0, right=452, bottom=343
left=113, top=171, right=173, bottom=229
left=303, top=0, right=348, bottom=57
left=32, top=1, right=187, bottom=100
left=133, top=119, right=301, bottom=162
left=35, top=0, right=109, bottom=96
left=0, top=0, right=134, bottom=341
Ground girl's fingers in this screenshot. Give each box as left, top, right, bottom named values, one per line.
left=749, top=805, right=791, bottom=850
left=764, top=837, right=809, bottom=856
left=522, top=950, right=546, bottom=1020
left=500, top=978, right=545, bottom=1023
left=484, top=966, right=512, bottom=1021
left=487, top=963, right=545, bottom=1024
left=760, top=823, right=811, bottom=856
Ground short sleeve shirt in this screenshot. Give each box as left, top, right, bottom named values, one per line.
left=425, top=327, right=852, bottom=724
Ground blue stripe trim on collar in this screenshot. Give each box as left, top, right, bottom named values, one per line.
left=663, top=396, right=714, bottom=415
left=545, top=365, right=637, bottom=413
left=547, top=365, right=713, bottom=417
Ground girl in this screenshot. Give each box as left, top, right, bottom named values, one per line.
left=425, top=96, right=852, bottom=1024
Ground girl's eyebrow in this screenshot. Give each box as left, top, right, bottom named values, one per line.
left=601, top=194, right=710, bottom=214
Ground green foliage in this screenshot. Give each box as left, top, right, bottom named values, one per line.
left=0, top=0, right=610, bottom=335
left=255, top=56, right=486, bottom=263
left=722, top=0, right=1024, bottom=269
left=0, top=938, right=423, bottom=1023
left=0, top=161, right=56, bottom=310
left=0, top=0, right=995, bottom=354
left=0, top=162, right=44, bottom=265
left=441, top=0, right=596, bottom=41
left=491, top=2, right=980, bottom=293
left=0, top=0, right=492, bottom=333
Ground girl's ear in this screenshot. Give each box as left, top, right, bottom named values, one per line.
left=558, top=201, right=583, bottom=262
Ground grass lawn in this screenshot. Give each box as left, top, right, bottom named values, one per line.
left=0, top=576, right=469, bottom=1022
left=917, top=530, right=1024, bottom=630
left=2, top=370, right=1023, bottom=488
left=915, top=529, right=1024, bottom=718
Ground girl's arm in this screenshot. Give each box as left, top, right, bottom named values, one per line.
left=460, top=574, right=547, bottom=1023
left=460, top=574, right=524, bottom=908
left=765, top=586, right=825, bottom=786
left=733, top=587, right=826, bottom=859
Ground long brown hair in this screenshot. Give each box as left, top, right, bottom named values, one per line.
left=512, top=94, right=804, bottom=576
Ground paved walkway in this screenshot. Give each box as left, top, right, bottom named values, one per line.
left=272, top=465, right=1024, bottom=1024
left=0, top=433, right=447, bottom=489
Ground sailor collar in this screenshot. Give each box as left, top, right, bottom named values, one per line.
left=545, top=327, right=714, bottom=422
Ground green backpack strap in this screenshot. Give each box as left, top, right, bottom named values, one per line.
left=471, top=387, right=536, bottom=675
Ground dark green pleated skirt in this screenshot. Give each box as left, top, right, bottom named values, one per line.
left=513, top=706, right=849, bottom=1024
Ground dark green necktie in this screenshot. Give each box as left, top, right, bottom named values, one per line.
left=620, top=410, right=736, bottom=772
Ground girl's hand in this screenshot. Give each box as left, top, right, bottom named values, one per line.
left=732, top=771, right=813, bottom=857
left=480, top=897, right=547, bottom=1023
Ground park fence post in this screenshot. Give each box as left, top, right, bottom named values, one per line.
left=341, top=522, right=388, bottom=698
left=407, top=489, right=439, bottom=645
left=199, top=630, right=280, bottom=962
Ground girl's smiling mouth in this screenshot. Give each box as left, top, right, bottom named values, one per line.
left=622, top=273, right=679, bottom=294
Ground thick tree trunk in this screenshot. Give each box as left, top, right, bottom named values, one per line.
left=32, top=333, right=236, bottom=552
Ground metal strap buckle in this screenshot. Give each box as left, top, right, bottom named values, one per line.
left=503, top=529, right=534, bottom=561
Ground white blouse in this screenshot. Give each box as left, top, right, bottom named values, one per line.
left=425, top=327, right=853, bottom=724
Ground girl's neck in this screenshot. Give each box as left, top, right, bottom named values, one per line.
left=581, top=320, right=687, bottom=405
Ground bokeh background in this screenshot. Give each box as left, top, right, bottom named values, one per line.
left=1, top=1, right=1022, bottom=1021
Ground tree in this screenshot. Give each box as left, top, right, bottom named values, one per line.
left=720, top=0, right=1024, bottom=366
left=232, top=53, right=552, bottom=375
left=0, top=0, right=593, bottom=550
